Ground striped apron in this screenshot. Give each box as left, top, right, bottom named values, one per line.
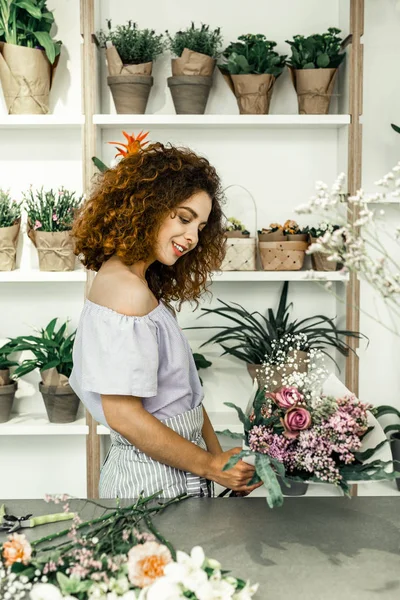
left=99, top=404, right=213, bottom=499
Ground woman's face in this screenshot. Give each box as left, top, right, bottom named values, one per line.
left=153, top=191, right=212, bottom=266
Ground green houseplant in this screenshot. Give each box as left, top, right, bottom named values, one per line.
left=219, top=34, right=286, bottom=114
left=9, top=318, right=80, bottom=423
left=165, top=22, right=223, bottom=114
left=221, top=217, right=256, bottom=272
left=186, top=281, right=364, bottom=385
left=0, top=188, right=22, bottom=271
left=286, top=27, right=345, bottom=114
left=24, top=186, right=82, bottom=271
left=97, top=20, right=165, bottom=114
left=193, top=351, right=212, bottom=385
left=0, top=0, right=62, bottom=114
left=0, top=341, right=18, bottom=423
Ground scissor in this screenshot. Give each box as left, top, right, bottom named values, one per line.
left=0, top=504, right=75, bottom=533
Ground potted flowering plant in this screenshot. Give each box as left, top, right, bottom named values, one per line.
left=24, top=186, right=82, bottom=271
left=221, top=216, right=256, bottom=272
left=97, top=20, right=165, bottom=114
left=0, top=188, right=22, bottom=271
left=0, top=341, right=18, bottom=423
left=10, top=318, right=79, bottom=423
left=166, top=22, right=223, bottom=114
left=221, top=356, right=397, bottom=507
left=186, top=281, right=364, bottom=386
left=286, top=27, right=345, bottom=114
left=303, top=222, right=343, bottom=271
left=0, top=0, right=61, bottom=114
left=219, top=34, right=286, bottom=114
left=257, top=220, right=309, bottom=270
left=92, top=130, right=150, bottom=173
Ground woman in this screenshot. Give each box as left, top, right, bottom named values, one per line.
left=69, top=142, right=261, bottom=499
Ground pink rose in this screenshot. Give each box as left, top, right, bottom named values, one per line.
left=282, top=407, right=312, bottom=439
left=274, top=386, right=304, bottom=409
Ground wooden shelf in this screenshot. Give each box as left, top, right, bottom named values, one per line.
left=93, top=114, right=351, bottom=129
left=210, top=270, right=349, bottom=282
left=0, top=115, right=84, bottom=129
left=0, top=414, right=88, bottom=435
left=0, top=269, right=87, bottom=283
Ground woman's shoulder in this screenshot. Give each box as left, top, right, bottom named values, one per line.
left=88, top=265, right=158, bottom=318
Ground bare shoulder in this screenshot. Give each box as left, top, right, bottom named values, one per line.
left=88, top=267, right=158, bottom=318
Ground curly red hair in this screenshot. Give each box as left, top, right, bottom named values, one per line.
left=72, top=142, right=226, bottom=307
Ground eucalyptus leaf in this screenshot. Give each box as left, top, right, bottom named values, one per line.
left=255, top=453, right=283, bottom=508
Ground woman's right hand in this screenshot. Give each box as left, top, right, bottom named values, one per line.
left=207, top=447, right=263, bottom=493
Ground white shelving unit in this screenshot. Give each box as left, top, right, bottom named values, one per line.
left=210, top=270, right=349, bottom=282
left=0, top=115, right=84, bottom=129
left=0, top=269, right=86, bottom=283
left=0, top=414, right=88, bottom=436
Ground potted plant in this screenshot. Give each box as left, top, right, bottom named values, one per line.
left=221, top=217, right=256, bottom=271
left=186, top=281, right=364, bottom=388
left=0, top=188, right=22, bottom=271
left=258, top=224, right=286, bottom=242
left=10, top=318, right=79, bottom=423
left=219, top=34, right=286, bottom=114
left=97, top=20, right=165, bottom=114
left=0, top=341, right=18, bottom=423
left=24, top=186, right=82, bottom=271
left=0, top=0, right=61, bottom=114
left=283, top=220, right=308, bottom=242
left=286, top=27, right=345, bottom=114
left=305, top=223, right=343, bottom=271
left=165, top=22, right=223, bottom=114
left=257, top=221, right=309, bottom=271
left=193, top=351, right=212, bottom=385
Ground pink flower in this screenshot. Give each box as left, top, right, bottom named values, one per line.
left=33, top=220, right=42, bottom=230
left=2, top=533, right=32, bottom=567
left=282, top=407, right=312, bottom=439
left=52, top=213, right=58, bottom=221
left=274, top=386, right=304, bottom=409
left=127, top=541, right=172, bottom=588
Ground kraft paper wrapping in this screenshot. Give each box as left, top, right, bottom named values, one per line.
left=27, top=224, right=75, bottom=271
left=105, top=44, right=152, bottom=76
left=0, top=369, right=11, bottom=386
left=171, top=48, right=216, bottom=76
left=41, top=367, right=69, bottom=388
left=0, top=220, right=20, bottom=270
left=222, top=73, right=276, bottom=114
left=289, top=67, right=338, bottom=114
left=0, top=43, right=58, bottom=114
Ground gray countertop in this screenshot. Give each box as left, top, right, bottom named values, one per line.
left=1, top=497, right=399, bottom=599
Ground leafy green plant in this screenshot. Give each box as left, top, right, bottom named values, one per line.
left=0, top=341, right=18, bottom=371
left=0, top=0, right=62, bottom=64
left=225, top=217, right=250, bottom=235
left=286, top=27, right=345, bottom=69
left=9, top=318, right=76, bottom=379
left=23, top=186, right=82, bottom=232
left=304, top=223, right=342, bottom=238
left=186, top=281, right=365, bottom=367
left=166, top=22, right=223, bottom=58
left=221, top=34, right=286, bottom=76
left=391, top=123, right=400, bottom=134
left=97, top=20, right=165, bottom=64
left=193, top=351, right=212, bottom=385
left=0, top=188, right=22, bottom=228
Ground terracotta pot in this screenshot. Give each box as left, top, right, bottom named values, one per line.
left=0, top=379, right=17, bottom=423
left=167, top=75, right=213, bottom=114
left=39, top=382, right=80, bottom=423
left=107, top=74, right=153, bottom=114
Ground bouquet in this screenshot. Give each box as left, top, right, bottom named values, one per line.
left=222, top=337, right=398, bottom=508
left=0, top=494, right=258, bottom=600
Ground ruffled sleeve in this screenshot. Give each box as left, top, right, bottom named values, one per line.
left=78, top=302, right=159, bottom=397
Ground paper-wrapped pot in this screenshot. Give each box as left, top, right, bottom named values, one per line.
left=0, top=220, right=20, bottom=271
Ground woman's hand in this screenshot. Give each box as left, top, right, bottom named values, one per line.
left=207, top=447, right=263, bottom=493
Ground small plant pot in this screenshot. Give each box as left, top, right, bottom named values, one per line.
left=39, top=382, right=80, bottom=423
left=0, top=220, right=20, bottom=271
left=167, top=75, right=213, bottom=114
left=220, top=71, right=276, bottom=115
left=259, top=240, right=308, bottom=271
left=310, top=236, right=339, bottom=271
left=288, top=66, right=338, bottom=115
left=278, top=476, right=308, bottom=496
left=107, top=75, right=154, bottom=114
left=28, top=226, right=75, bottom=271
left=221, top=233, right=256, bottom=271
left=390, top=434, right=400, bottom=492
left=0, top=380, right=17, bottom=423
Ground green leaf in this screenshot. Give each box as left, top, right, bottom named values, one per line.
left=33, top=30, right=56, bottom=64
left=391, top=123, right=400, bottom=134
left=316, top=53, right=330, bottom=68
left=92, top=156, right=109, bottom=173
left=14, top=1, right=42, bottom=20
left=255, top=454, right=283, bottom=508
left=374, top=405, right=400, bottom=420
left=224, top=402, right=251, bottom=431
left=303, top=62, right=315, bottom=69
left=215, top=429, right=245, bottom=440
left=222, top=449, right=252, bottom=471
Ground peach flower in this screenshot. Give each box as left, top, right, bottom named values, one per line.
left=2, top=532, right=32, bottom=567
left=127, top=541, right=172, bottom=588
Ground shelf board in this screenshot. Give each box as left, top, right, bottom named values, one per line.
left=0, top=269, right=86, bottom=283
left=0, top=414, right=88, bottom=435
left=365, top=192, right=400, bottom=204
left=94, top=114, right=351, bottom=129
left=210, top=270, right=349, bottom=282
left=0, top=115, right=84, bottom=129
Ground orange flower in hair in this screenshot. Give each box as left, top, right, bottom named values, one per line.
left=109, top=130, right=150, bottom=158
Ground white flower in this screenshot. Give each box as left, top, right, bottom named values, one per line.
left=109, top=576, right=130, bottom=595
left=121, top=593, right=139, bottom=600
left=139, top=577, right=184, bottom=599
left=88, top=582, right=108, bottom=599
left=164, top=546, right=208, bottom=593
left=233, top=581, right=259, bottom=599
left=195, top=577, right=236, bottom=599
left=30, top=583, right=63, bottom=600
